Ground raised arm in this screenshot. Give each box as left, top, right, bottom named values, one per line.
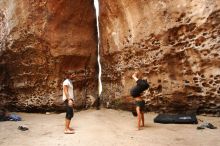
left=132, top=72, right=139, bottom=81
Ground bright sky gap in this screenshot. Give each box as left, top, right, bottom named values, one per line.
left=94, top=0, right=102, bottom=96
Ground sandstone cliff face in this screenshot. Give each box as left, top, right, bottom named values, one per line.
left=1, top=0, right=220, bottom=114
left=100, top=0, right=220, bottom=114
left=0, top=0, right=98, bottom=111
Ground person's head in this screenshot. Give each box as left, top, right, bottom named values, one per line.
left=65, top=73, right=76, bottom=80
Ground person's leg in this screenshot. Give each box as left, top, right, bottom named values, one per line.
left=64, top=119, right=74, bottom=134
left=65, top=118, right=71, bottom=130
left=136, top=106, right=141, bottom=130
left=140, top=100, right=145, bottom=127
left=68, top=108, right=74, bottom=131
left=141, top=112, right=145, bottom=127
left=64, top=101, right=74, bottom=133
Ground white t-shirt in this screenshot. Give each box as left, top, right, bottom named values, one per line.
left=63, top=79, right=74, bottom=101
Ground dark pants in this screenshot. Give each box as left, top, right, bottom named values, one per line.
left=64, top=100, right=74, bottom=120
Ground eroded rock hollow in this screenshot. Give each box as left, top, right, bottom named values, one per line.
left=99, top=0, right=220, bottom=114
left=0, top=0, right=98, bottom=111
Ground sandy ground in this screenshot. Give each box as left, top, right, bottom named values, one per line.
left=0, top=109, right=219, bottom=146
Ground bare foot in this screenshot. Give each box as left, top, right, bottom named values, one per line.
left=69, top=127, right=74, bottom=131
left=64, top=129, right=75, bottom=134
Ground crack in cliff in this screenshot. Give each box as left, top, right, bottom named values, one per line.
left=94, top=0, right=102, bottom=96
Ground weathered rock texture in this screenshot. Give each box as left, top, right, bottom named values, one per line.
left=100, top=0, right=220, bottom=114
left=0, top=0, right=98, bottom=111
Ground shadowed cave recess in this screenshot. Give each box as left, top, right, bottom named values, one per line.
left=0, top=0, right=220, bottom=115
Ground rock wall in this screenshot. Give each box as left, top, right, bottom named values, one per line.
left=100, top=0, right=220, bottom=114
left=0, top=0, right=98, bottom=111
left=1, top=0, right=220, bottom=114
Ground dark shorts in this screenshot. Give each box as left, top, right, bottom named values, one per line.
left=64, top=100, right=74, bottom=120
left=136, top=100, right=145, bottom=112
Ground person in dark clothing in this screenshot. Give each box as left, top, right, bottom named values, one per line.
left=130, top=71, right=149, bottom=130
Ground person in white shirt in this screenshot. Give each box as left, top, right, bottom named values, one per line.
left=63, top=74, right=76, bottom=134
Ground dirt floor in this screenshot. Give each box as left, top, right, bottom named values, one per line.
left=0, top=109, right=219, bottom=146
